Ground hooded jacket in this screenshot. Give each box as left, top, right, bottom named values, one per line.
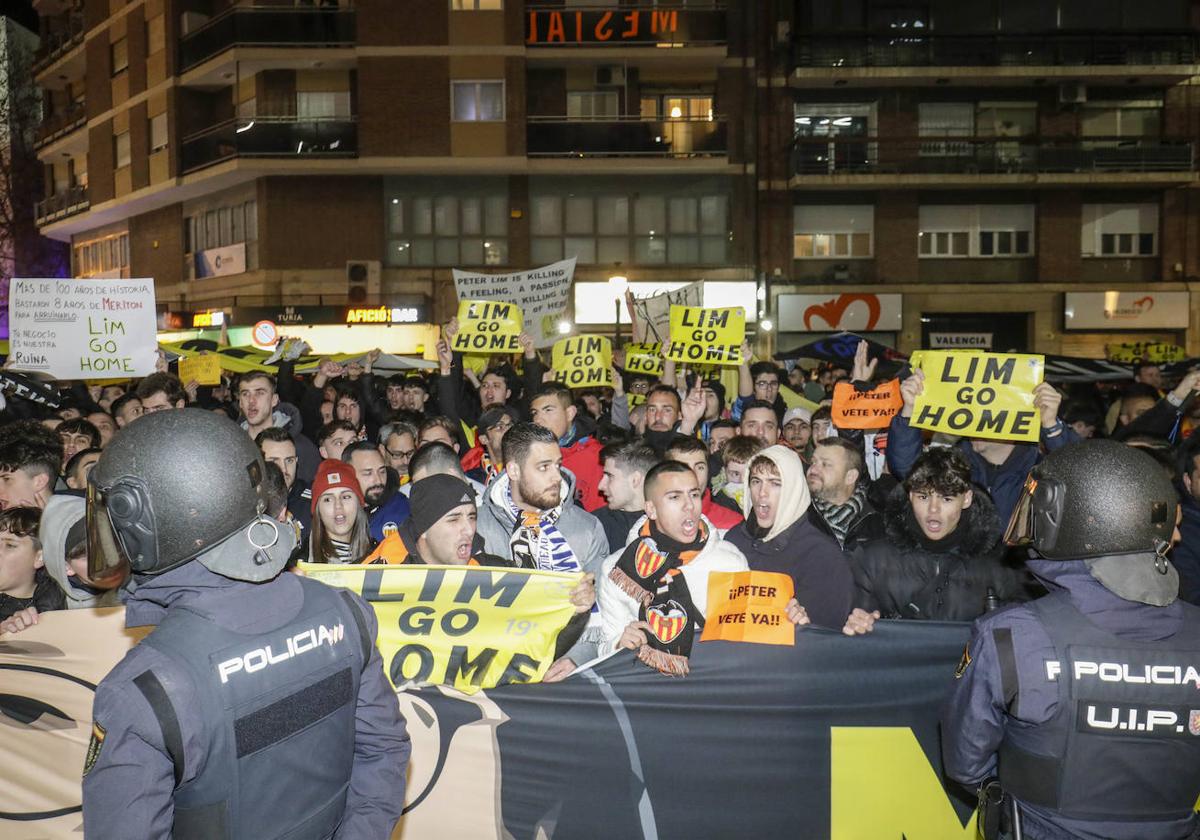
left=850, top=483, right=1027, bottom=622
left=40, top=494, right=120, bottom=609
left=598, top=514, right=749, bottom=652
left=725, top=445, right=853, bottom=630
left=560, top=414, right=605, bottom=512
left=477, top=468, right=609, bottom=665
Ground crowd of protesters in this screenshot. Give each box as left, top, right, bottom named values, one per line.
left=2, top=324, right=1200, bottom=677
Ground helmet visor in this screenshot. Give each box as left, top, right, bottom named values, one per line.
left=1003, top=474, right=1037, bottom=548
left=86, top=482, right=131, bottom=586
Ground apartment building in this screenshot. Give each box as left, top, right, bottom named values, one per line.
left=31, top=0, right=759, bottom=341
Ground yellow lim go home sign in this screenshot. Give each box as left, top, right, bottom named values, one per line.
left=909, top=350, right=1045, bottom=444
left=665, top=304, right=746, bottom=366
left=451, top=299, right=523, bottom=354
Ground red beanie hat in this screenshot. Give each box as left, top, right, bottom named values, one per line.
left=311, top=459, right=364, bottom=514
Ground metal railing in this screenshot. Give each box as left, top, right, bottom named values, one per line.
left=34, top=100, right=86, bottom=148
left=525, top=3, right=726, bottom=47
left=35, top=184, right=89, bottom=226
left=793, top=32, right=1199, bottom=69
left=792, top=135, right=1195, bottom=176
left=180, top=5, right=357, bottom=71
left=181, top=116, right=358, bottom=173
left=33, top=10, right=85, bottom=74
left=527, top=116, right=727, bottom=157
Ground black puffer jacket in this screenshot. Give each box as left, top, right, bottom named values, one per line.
left=849, top=484, right=1027, bottom=622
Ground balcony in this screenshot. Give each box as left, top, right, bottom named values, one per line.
left=525, top=3, right=726, bottom=47
left=527, top=117, right=726, bottom=157
left=35, top=185, right=89, bottom=226
left=34, top=100, right=86, bottom=149
left=181, top=116, right=358, bottom=173
left=180, top=6, right=356, bottom=72
left=791, top=136, right=1195, bottom=183
left=32, top=10, right=84, bottom=76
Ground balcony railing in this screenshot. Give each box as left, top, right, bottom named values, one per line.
left=793, top=32, right=1199, bottom=69
left=35, top=184, right=89, bottom=226
left=181, top=116, right=358, bottom=173
left=527, top=116, right=727, bottom=157
left=34, top=100, right=87, bottom=148
left=525, top=4, right=726, bottom=47
left=33, top=11, right=85, bottom=74
left=792, top=136, right=1195, bottom=177
left=180, top=6, right=356, bottom=71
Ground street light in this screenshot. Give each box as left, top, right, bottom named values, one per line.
left=609, top=269, right=628, bottom=347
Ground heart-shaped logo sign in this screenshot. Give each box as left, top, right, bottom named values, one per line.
left=803, top=294, right=881, bottom=331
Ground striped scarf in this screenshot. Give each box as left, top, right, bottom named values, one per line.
left=505, top=480, right=579, bottom=573
left=481, top=451, right=502, bottom=484
left=812, top=484, right=866, bottom=547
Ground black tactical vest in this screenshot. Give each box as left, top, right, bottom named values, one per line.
left=136, top=577, right=371, bottom=840
left=998, top=592, right=1200, bottom=823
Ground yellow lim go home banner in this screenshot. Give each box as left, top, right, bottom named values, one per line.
left=299, top=564, right=581, bottom=692
left=451, top=299, right=524, bottom=354
left=910, top=350, right=1045, bottom=444
left=666, top=304, right=745, bottom=366
left=552, top=334, right=613, bottom=389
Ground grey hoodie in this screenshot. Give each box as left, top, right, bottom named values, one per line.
left=39, top=494, right=120, bottom=609
left=477, top=468, right=609, bottom=666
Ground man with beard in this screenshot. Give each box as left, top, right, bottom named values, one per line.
left=806, top=437, right=884, bottom=552
left=530, top=384, right=604, bottom=511
left=477, top=423, right=608, bottom=679
left=845, top=446, right=1026, bottom=634
left=739, top=400, right=781, bottom=446
left=343, top=441, right=410, bottom=540
left=237, top=372, right=319, bottom=485
left=726, top=445, right=852, bottom=630
left=641, top=384, right=683, bottom=453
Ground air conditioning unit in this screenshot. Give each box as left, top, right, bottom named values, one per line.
left=346, top=260, right=381, bottom=304
left=180, top=12, right=210, bottom=36
left=1058, top=83, right=1087, bottom=104
left=595, top=65, right=626, bottom=87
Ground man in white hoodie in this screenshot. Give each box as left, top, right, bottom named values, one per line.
left=39, top=495, right=122, bottom=615
left=597, top=461, right=750, bottom=675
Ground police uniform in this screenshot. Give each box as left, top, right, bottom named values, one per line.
left=942, top=440, right=1200, bottom=840
left=80, top=409, right=410, bottom=839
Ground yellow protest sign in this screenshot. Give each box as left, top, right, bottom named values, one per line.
left=178, top=352, right=222, bottom=386
left=701, top=571, right=794, bottom=645
left=1105, top=342, right=1187, bottom=364
left=666, top=305, right=745, bottom=366
left=300, top=564, right=581, bottom=692
left=910, top=350, right=1044, bottom=443
left=452, top=299, right=523, bottom=355
left=624, top=342, right=664, bottom=377
left=627, top=393, right=647, bottom=409
left=552, top=335, right=613, bottom=389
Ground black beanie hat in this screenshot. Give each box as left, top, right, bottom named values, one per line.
left=409, top=474, right=477, bottom=536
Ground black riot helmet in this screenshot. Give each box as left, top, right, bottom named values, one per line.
left=1004, top=439, right=1179, bottom=605
left=87, top=408, right=296, bottom=583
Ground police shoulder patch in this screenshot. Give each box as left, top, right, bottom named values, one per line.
left=954, top=644, right=972, bottom=679
left=83, top=721, right=107, bottom=776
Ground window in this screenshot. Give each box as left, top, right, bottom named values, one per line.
left=1082, top=203, right=1158, bottom=256
left=185, top=200, right=257, bottom=254
left=385, top=180, right=509, bottom=267
left=793, top=205, right=873, bottom=259
left=73, top=233, right=129, bottom=278
left=149, top=113, right=168, bottom=153
left=146, top=14, right=166, bottom=55
left=567, top=92, right=618, bottom=120
left=975, top=102, right=1036, bottom=138
left=919, top=205, right=1034, bottom=258
left=114, top=131, right=131, bottom=168
left=452, top=0, right=502, bottom=8
left=296, top=91, right=351, bottom=119
left=1081, top=102, right=1162, bottom=139
left=452, top=81, right=504, bottom=122
left=531, top=180, right=729, bottom=266
left=919, top=103, right=972, bottom=156
left=110, top=37, right=128, bottom=75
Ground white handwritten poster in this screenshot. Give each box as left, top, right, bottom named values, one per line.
left=8, top=277, right=158, bottom=379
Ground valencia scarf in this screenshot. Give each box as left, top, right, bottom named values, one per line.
left=504, top=479, right=579, bottom=572
left=609, top=519, right=709, bottom=677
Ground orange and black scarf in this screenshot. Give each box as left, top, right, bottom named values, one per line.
left=610, top=519, right=708, bottom=677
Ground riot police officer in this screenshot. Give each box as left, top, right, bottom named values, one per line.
left=82, top=409, right=410, bottom=838
left=942, top=439, right=1200, bottom=840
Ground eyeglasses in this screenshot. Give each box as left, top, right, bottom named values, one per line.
left=386, top=447, right=415, bottom=459
left=489, top=420, right=514, bottom=433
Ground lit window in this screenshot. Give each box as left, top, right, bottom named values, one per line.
left=452, top=81, right=504, bottom=122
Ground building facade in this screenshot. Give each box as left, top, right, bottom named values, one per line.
left=29, top=0, right=1200, bottom=357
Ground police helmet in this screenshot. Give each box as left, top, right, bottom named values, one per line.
left=87, top=408, right=295, bottom=583
left=1004, top=439, right=1179, bottom=605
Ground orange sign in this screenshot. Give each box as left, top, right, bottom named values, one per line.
left=700, top=571, right=794, bottom=646
left=831, top=380, right=903, bottom=430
